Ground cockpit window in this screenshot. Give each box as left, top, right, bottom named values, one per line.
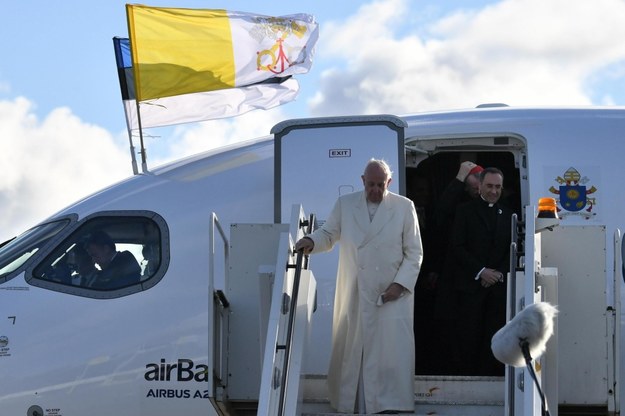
left=0, top=219, right=71, bottom=284
left=29, top=213, right=168, bottom=298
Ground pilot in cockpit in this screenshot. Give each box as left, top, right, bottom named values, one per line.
left=67, top=245, right=98, bottom=287
left=85, top=231, right=141, bottom=289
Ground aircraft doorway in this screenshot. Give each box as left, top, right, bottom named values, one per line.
left=405, top=150, right=522, bottom=377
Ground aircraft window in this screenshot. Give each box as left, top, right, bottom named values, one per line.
left=0, top=219, right=71, bottom=284
left=29, top=214, right=168, bottom=297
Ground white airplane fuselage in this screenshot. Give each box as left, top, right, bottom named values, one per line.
left=0, top=106, right=622, bottom=416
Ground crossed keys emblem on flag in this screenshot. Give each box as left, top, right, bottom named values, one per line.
left=254, top=17, right=309, bottom=74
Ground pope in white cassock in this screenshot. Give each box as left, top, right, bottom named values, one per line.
left=296, top=159, right=423, bottom=414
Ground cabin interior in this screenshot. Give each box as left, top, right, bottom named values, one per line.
left=405, top=150, right=522, bottom=376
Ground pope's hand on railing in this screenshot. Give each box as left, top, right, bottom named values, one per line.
left=295, top=237, right=314, bottom=254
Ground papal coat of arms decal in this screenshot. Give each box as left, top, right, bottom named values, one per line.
left=548, top=167, right=597, bottom=219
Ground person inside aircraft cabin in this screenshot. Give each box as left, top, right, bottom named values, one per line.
left=427, top=161, right=484, bottom=375
left=85, top=230, right=141, bottom=289
left=67, top=244, right=99, bottom=287
left=448, top=167, right=512, bottom=376
left=295, top=158, right=423, bottom=414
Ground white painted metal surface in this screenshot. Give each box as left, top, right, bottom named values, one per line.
left=1, top=107, right=623, bottom=415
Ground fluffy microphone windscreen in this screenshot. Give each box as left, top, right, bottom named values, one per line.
left=491, top=302, right=558, bottom=367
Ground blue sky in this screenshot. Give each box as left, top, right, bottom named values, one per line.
left=0, top=0, right=496, bottom=134
left=2, top=0, right=625, bottom=239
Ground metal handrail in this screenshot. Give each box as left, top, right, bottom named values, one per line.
left=277, top=214, right=314, bottom=416
left=277, top=248, right=305, bottom=416
left=505, top=213, right=520, bottom=416
left=209, top=212, right=230, bottom=396
left=609, top=229, right=622, bottom=414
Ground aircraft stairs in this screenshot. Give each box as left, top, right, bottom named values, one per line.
left=215, top=206, right=619, bottom=416
left=214, top=206, right=505, bottom=416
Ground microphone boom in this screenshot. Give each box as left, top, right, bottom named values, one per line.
left=491, top=302, right=558, bottom=368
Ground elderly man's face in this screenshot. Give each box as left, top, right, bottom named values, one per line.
left=362, top=164, right=391, bottom=203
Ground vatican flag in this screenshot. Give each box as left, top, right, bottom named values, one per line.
left=113, top=37, right=299, bottom=129
left=126, top=5, right=318, bottom=103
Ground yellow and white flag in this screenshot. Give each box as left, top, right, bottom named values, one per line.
left=122, top=78, right=300, bottom=130
left=126, top=5, right=318, bottom=103
left=114, top=36, right=301, bottom=129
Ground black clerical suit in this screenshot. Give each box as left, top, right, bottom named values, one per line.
left=427, top=178, right=475, bottom=375
left=449, top=197, right=513, bottom=376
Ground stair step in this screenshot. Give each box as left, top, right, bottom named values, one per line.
left=302, top=403, right=503, bottom=416
left=300, top=375, right=505, bottom=416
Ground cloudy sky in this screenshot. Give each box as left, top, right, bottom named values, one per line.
left=2, top=0, right=625, bottom=242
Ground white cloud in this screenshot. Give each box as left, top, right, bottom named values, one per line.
left=4, top=0, right=625, bottom=243
left=0, top=97, right=292, bottom=242
left=0, top=97, right=130, bottom=242
left=310, top=0, right=625, bottom=115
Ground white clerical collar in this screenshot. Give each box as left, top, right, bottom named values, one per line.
left=480, top=195, right=495, bottom=208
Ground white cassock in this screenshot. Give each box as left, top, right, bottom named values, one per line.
left=308, top=190, right=422, bottom=413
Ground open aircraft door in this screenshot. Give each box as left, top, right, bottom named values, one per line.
left=272, top=115, right=407, bottom=373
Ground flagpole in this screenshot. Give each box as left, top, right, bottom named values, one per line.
left=126, top=129, right=139, bottom=175
left=112, top=36, right=139, bottom=175
left=134, top=99, right=149, bottom=173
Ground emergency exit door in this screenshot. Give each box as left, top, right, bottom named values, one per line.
left=273, top=115, right=407, bottom=224
left=272, top=115, right=407, bottom=374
